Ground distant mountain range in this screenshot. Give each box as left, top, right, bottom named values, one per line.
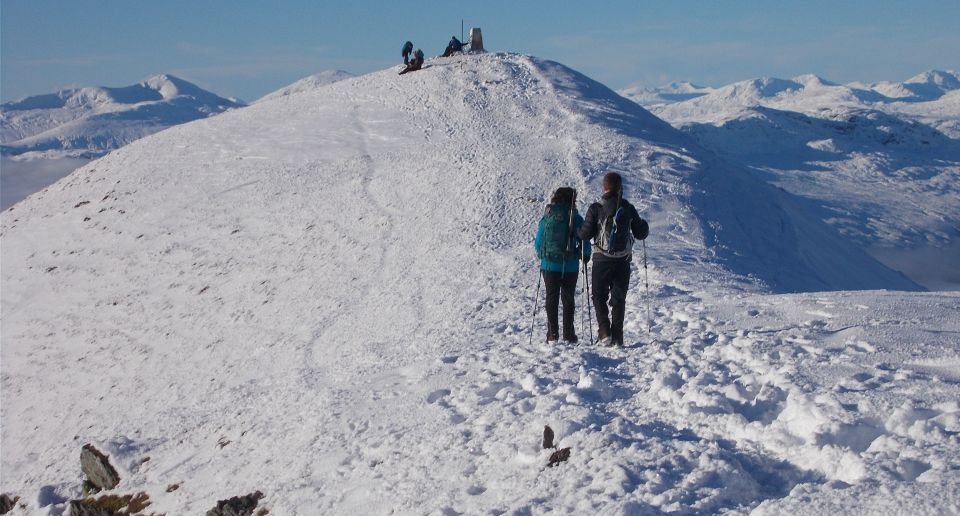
left=619, top=70, right=960, bottom=137
left=619, top=70, right=960, bottom=290
left=0, top=72, right=357, bottom=210
left=0, top=74, right=245, bottom=159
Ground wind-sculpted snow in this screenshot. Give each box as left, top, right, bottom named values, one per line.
left=1, top=53, right=955, bottom=514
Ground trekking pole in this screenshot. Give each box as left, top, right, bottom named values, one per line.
left=579, top=265, right=585, bottom=342
left=583, top=261, right=594, bottom=345
left=528, top=269, right=543, bottom=346
left=642, top=239, right=651, bottom=333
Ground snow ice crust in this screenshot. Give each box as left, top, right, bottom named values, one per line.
left=2, top=53, right=959, bottom=514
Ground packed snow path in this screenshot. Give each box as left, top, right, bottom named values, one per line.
left=2, top=53, right=957, bottom=514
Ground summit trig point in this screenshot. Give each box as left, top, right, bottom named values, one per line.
left=469, top=28, right=484, bottom=51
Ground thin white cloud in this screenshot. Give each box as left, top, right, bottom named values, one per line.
left=13, top=55, right=121, bottom=67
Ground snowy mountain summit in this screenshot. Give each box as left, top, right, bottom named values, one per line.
left=0, top=74, right=244, bottom=159
left=2, top=54, right=957, bottom=514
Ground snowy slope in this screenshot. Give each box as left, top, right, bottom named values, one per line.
left=2, top=54, right=955, bottom=515
left=253, top=70, right=355, bottom=103
left=0, top=75, right=245, bottom=211
left=622, top=71, right=960, bottom=290
left=0, top=74, right=244, bottom=159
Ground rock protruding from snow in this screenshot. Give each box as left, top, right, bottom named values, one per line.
left=542, top=425, right=555, bottom=449
left=206, top=491, right=264, bottom=516
left=0, top=494, right=19, bottom=514
left=80, top=444, right=121, bottom=492
left=547, top=447, right=571, bottom=467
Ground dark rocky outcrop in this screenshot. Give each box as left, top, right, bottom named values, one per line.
left=542, top=425, right=555, bottom=449
left=548, top=447, right=571, bottom=467
left=206, top=491, right=265, bottom=516
left=0, top=494, right=20, bottom=514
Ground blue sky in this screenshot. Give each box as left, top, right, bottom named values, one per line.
left=2, top=0, right=958, bottom=102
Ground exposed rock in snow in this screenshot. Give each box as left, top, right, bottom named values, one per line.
left=205, top=491, right=264, bottom=516
left=80, top=444, right=121, bottom=492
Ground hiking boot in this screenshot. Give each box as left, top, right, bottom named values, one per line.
left=597, top=328, right=611, bottom=346
left=563, top=333, right=578, bottom=344
left=546, top=333, right=560, bottom=343
left=610, top=338, right=624, bottom=347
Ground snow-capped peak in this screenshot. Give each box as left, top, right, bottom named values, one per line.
left=1, top=75, right=244, bottom=158
left=791, top=74, right=837, bottom=88
left=905, top=69, right=960, bottom=88
left=140, top=74, right=190, bottom=99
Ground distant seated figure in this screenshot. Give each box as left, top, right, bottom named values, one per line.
left=399, top=49, right=424, bottom=75
left=402, top=41, right=414, bottom=65
left=441, top=36, right=463, bottom=57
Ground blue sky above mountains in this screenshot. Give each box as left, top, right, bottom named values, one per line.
left=2, top=0, right=958, bottom=102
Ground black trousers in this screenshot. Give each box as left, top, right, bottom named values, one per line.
left=591, top=258, right=631, bottom=342
left=542, top=270, right=578, bottom=340
left=398, top=62, right=422, bottom=75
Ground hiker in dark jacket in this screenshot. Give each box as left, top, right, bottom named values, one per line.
left=441, top=36, right=464, bottom=57
left=402, top=41, right=414, bottom=65
left=535, top=187, right=592, bottom=343
left=399, top=49, right=424, bottom=75
left=578, top=172, right=649, bottom=347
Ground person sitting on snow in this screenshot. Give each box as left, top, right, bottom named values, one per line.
left=399, top=49, right=424, bottom=75
left=441, top=36, right=464, bottom=57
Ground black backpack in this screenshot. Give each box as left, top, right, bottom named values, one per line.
left=595, top=200, right=634, bottom=258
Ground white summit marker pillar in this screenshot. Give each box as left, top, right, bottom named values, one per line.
left=469, top=28, right=484, bottom=51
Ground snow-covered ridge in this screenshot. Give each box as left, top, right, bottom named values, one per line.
left=2, top=54, right=953, bottom=514
left=0, top=74, right=244, bottom=159
left=627, top=70, right=960, bottom=141
left=253, top=70, right=355, bottom=103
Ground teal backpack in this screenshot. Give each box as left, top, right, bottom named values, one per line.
left=539, top=203, right=579, bottom=262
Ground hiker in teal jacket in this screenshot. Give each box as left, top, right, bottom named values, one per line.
left=534, top=187, right=591, bottom=343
